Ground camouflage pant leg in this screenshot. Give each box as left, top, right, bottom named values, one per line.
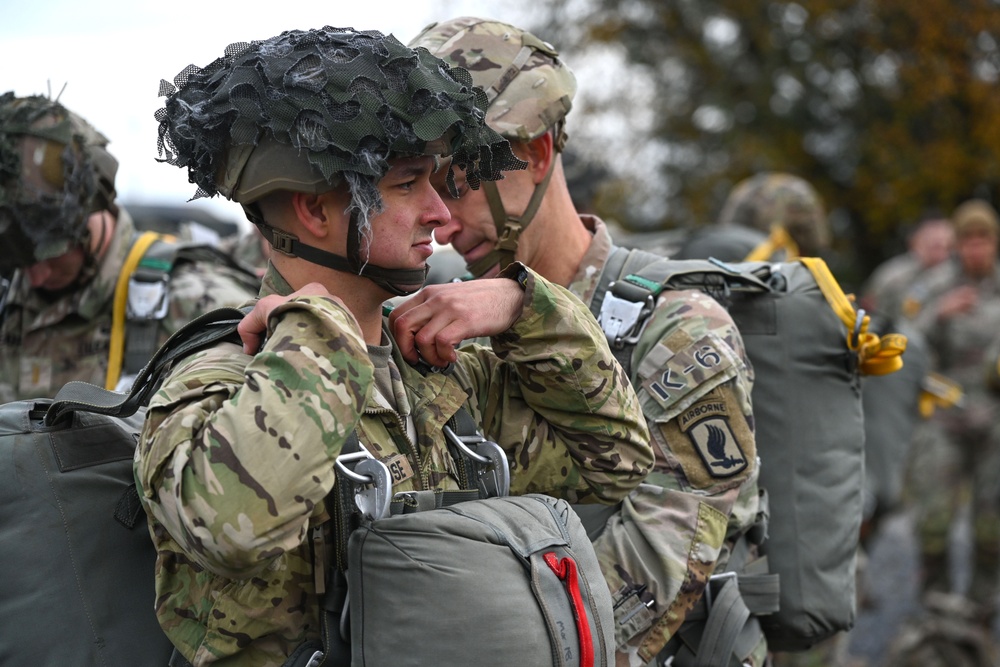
left=907, top=419, right=964, bottom=593
left=966, top=421, right=1000, bottom=607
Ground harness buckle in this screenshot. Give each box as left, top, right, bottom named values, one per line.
left=126, top=276, right=170, bottom=320
left=443, top=426, right=510, bottom=498
left=334, top=450, right=392, bottom=520
left=597, top=290, right=654, bottom=349
left=704, top=571, right=738, bottom=610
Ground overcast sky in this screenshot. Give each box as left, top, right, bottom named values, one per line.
left=1, top=0, right=522, bottom=231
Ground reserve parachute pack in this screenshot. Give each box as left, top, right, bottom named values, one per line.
left=0, top=306, right=246, bottom=667
left=593, top=250, right=906, bottom=654
left=290, top=392, right=616, bottom=667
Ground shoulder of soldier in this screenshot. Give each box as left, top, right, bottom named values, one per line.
left=648, top=288, right=740, bottom=335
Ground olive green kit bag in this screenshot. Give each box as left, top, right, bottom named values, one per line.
left=0, top=307, right=245, bottom=666
left=593, top=251, right=907, bottom=656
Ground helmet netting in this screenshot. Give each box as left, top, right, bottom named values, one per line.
left=155, top=26, right=524, bottom=224
left=0, top=92, right=114, bottom=267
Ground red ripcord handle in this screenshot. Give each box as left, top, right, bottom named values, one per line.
left=543, top=552, right=595, bottom=667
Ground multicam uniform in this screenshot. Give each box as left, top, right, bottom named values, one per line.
left=134, top=262, right=653, bottom=667
left=0, top=209, right=259, bottom=401
left=568, top=217, right=763, bottom=666
left=907, top=258, right=1000, bottom=606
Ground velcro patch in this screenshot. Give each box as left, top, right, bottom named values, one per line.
left=381, top=453, right=415, bottom=486
left=656, top=385, right=755, bottom=490
left=639, top=334, right=735, bottom=414
left=678, top=402, right=747, bottom=479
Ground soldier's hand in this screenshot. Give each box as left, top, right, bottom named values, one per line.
left=238, top=283, right=345, bottom=354
left=937, top=285, right=978, bottom=318
left=389, top=278, right=524, bottom=367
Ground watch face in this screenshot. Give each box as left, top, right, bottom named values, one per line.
left=517, top=267, right=529, bottom=289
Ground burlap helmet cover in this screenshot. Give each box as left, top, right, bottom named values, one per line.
left=156, top=26, right=524, bottom=217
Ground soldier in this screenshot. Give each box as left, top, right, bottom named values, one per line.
left=410, top=17, right=766, bottom=666
left=675, top=171, right=832, bottom=262
left=906, top=198, right=1000, bottom=624
left=860, top=213, right=955, bottom=322
left=134, top=26, right=653, bottom=667
left=221, top=225, right=272, bottom=278
left=0, top=93, right=260, bottom=400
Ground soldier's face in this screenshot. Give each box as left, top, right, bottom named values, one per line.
left=956, top=228, right=998, bottom=278
left=365, top=156, right=449, bottom=272
left=23, top=245, right=85, bottom=291
left=429, top=160, right=501, bottom=277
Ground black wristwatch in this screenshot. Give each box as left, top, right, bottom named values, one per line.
left=503, top=261, right=530, bottom=290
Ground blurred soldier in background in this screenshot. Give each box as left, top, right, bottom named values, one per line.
left=905, top=199, right=1000, bottom=628
left=861, top=214, right=955, bottom=322
left=411, top=17, right=767, bottom=667
left=0, top=92, right=259, bottom=400
left=675, top=172, right=832, bottom=262
left=221, top=225, right=272, bottom=278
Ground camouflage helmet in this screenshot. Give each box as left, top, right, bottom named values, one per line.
left=156, top=26, right=524, bottom=295
left=951, top=199, right=999, bottom=238
left=0, top=92, right=118, bottom=272
left=409, top=16, right=577, bottom=147
left=718, top=172, right=831, bottom=256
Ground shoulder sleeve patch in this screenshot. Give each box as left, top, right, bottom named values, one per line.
left=656, top=384, right=756, bottom=490
left=636, top=331, right=740, bottom=420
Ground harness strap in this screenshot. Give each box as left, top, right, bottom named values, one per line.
left=106, top=231, right=164, bottom=390
left=469, top=147, right=559, bottom=277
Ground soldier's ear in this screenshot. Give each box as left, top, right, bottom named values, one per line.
left=523, top=133, right=555, bottom=185
left=291, top=191, right=336, bottom=240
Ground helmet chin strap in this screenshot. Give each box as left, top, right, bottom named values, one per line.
left=466, top=156, right=556, bottom=278
left=252, top=212, right=428, bottom=297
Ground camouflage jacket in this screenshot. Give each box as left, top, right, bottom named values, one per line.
left=912, top=259, right=1000, bottom=429
left=0, top=209, right=259, bottom=401
left=568, top=216, right=762, bottom=664
left=134, top=262, right=652, bottom=667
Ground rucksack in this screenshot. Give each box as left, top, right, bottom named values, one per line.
left=591, top=251, right=907, bottom=654
left=0, top=306, right=246, bottom=667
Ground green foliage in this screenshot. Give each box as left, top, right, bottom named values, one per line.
left=528, top=0, right=1000, bottom=275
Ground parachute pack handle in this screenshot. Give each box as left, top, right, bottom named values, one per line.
left=45, top=306, right=248, bottom=426
left=797, top=257, right=906, bottom=376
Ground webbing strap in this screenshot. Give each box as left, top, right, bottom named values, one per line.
left=743, top=226, right=799, bottom=263
left=106, top=231, right=163, bottom=390
left=472, top=150, right=558, bottom=276
left=798, top=256, right=906, bottom=376
left=47, top=306, right=247, bottom=425
left=693, top=576, right=750, bottom=667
